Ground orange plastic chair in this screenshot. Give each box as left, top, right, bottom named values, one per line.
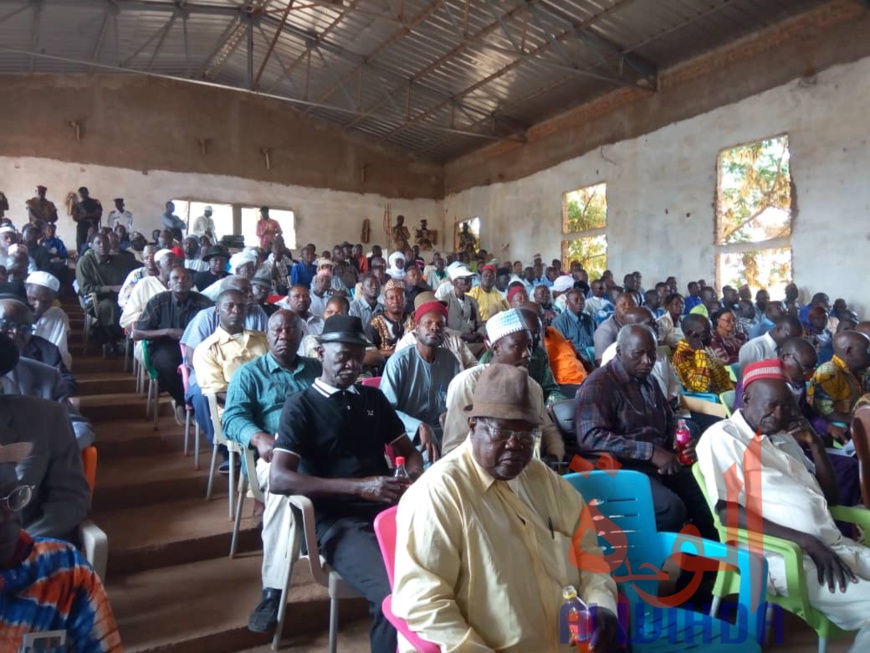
left=81, top=446, right=97, bottom=495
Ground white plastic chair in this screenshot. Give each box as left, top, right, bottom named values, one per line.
left=79, top=520, right=108, bottom=580
left=72, top=280, right=97, bottom=357
left=204, top=391, right=242, bottom=520
left=229, top=447, right=264, bottom=558
left=272, top=495, right=361, bottom=652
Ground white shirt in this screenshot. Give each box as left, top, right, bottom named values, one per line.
left=185, top=258, right=209, bottom=273
left=657, top=312, right=684, bottom=349
left=308, top=291, right=329, bottom=318
left=107, top=209, right=133, bottom=230
left=737, top=332, right=778, bottom=374
left=35, top=306, right=72, bottom=369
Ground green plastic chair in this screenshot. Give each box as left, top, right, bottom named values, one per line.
left=719, top=390, right=735, bottom=417
left=141, top=340, right=160, bottom=430
left=692, top=463, right=870, bottom=652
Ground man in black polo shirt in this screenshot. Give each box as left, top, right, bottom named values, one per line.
left=132, top=266, right=212, bottom=418
left=270, top=315, right=424, bottom=653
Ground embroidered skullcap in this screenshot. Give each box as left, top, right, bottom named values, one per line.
left=486, top=309, right=528, bottom=345
left=384, top=279, right=405, bottom=293
left=742, top=359, right=787, bottom=388
left=25, top=271, right=60, bottom=293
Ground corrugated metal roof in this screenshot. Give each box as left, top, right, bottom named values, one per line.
left=0, top=0, right=827, bottom=162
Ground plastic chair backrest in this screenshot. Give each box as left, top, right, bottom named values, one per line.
left=81, top=446, right=97, bottom=496
left=720, top=390, right=736, bottom=417
left=204, top=392, right=229, bottom=446
left=851, top=406, right=870, bottom=508
left=178, top=343, right=191, bottom=393
left=585, top=346, right=596, bottom=364
left=562, top=470, right=662, bottom=597
left=373, top=506, right=399, bottom=587
left=361, top=376, right=382, bottom=388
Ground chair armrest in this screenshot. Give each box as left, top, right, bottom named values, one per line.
left=243, top=449, right=265, bottom=503
left=830, top=505, right=870, bottom=537
left=654, top=531, right=769, bottom=644
left=286, top=495, right=330, bottom=586
left=79, top=519, right=108, bottom=581
left=381, top=595, right=440, bottom=653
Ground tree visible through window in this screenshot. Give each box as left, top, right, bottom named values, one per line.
left=716, top=135, right=794, bottom=297
left=561, top=183, right=607, bottom=280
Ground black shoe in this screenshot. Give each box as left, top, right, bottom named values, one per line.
left=248, top=588, right=282, bottom=633
left=218, top=458, right=241, bottom=475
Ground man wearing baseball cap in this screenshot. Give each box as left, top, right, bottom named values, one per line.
left=468, top=263, right=508, bottom=322
left=380, top=294, right=462, bottom=463
left=697, top=359, right=870, bottom=653
left=393, top=363, right=621, bottom=651
left=269, top=315, right=423, bottom=653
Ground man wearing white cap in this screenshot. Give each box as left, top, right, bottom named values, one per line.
left=440, top=309, right=565, bottom=460
left=440, top=263, right=485, bottom=355
left=192, top=205, right=217, bottom=242
left=200, top=249, right=258, bottom=301
left=119, top=249, right=181, bottom=330
left=25, top=271, right=72, bottom=369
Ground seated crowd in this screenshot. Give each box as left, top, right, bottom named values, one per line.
left=1, top=196, right=870, bottom=653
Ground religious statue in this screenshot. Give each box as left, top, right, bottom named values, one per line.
left=25, top=185, right=59, bottom=226
left=391, top=214, right=411, bottom=251
left=458, top=222, right=478, bottom=258
left=415, top=219, right=436, bottom=251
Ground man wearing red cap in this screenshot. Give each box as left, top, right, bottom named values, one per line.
left=468, top=263, right=508, bottom=322
left=380, top=297, right=462, bottom=464
left=697, top=359, right=870, bottom=652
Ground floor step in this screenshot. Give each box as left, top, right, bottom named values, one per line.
left=96, top=424, right=194, bottom=460
left=72, top=356, right=127, bottom=375
left=79, top=392, right=173, bottom=422
left=100, top=496, right=261, bottom=576
left=94, top=450, right=223, bottom=511
left=76, top=373, right=138, bottom=396
left=108, top=555, right=368, bottom=653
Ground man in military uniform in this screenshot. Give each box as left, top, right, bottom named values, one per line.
left=72, top=187, right=102, bottom=252
left=26, top=185, right=59, bottom=227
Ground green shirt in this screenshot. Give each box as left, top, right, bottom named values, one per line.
left=222, top=353, right=322, bottom=447
left=479, top=345, right=565, bottom=405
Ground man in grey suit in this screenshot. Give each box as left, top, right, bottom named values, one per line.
left=0, top=333, right=90, bottom=541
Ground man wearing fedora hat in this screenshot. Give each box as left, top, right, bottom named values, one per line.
left=393, top=364, right=621, bottom=651
left=380, top=295, right=462, bottom=463
left=193, top=244, right=229, bottom=292
left=270, top=315, right=423, bottom=653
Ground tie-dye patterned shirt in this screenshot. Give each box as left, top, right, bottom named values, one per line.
left=0, top=532, right=122, bottom=652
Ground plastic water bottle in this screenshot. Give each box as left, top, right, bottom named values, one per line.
left=561, top=585, right=591, bottom=647
left=674, top=419, right=693, bottom=465
left=393, top=456, right=410, bottom=480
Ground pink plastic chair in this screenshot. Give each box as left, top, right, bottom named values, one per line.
left=373, top=506, right=439, bottom=653
left=178, top=343, right=201, bottom=469
left=361, top=376, right=382, bottom=388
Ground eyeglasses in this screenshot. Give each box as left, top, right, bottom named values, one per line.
left=483, top=423, right=538, bottom=446
left=0, top=319, right=36, bottom=336
left=786, top=353, right=815, bottom=375
left=1, top=485, right=34, bottom=512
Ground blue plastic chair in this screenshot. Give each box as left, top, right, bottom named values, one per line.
left=563, top=470, right=768, bottom=651
left=682, top=391, right=721, bottom=404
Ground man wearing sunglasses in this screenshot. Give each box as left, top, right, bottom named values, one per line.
left=0, top=442, right=122, bottom=651
left=0, top=333, right=90, bottom=541
left=393, top=364, right=622, bottom=652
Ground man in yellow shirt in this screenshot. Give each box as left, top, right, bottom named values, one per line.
left=467, top=263, right=508, bottom=322
left=393, top=364, right=621, bottom=652
left=193, top=288, right=268, bottom=422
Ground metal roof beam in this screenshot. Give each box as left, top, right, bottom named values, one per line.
left=252, top=0, right=292, bottom=90
left=146, top=10, right=177, bottom=71
left=29, top=0, right=43, bottom=74
left=0, top=2, right=32, bottom=26
left=197, top=15, right=243, bottom=77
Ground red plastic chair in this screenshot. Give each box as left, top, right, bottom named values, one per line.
left=361, top=376, right=382, bottom=388
left=373, top=506, right=439, bottom=653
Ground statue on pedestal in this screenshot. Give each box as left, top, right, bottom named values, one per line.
left=391, top=214, right=410, bottom=252
left=415, top=219, right=436, bottom=251
left=458, top=222, right=478, bottom=259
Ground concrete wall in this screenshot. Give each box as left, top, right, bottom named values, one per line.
left=0, top=73, right=442, bottom=199
left=442, top=54, right=870, bottom=316
left=0, top=156, right=442, bottom=253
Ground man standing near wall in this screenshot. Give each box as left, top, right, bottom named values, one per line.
left=256, top=207, right=282, bottom=250
left=25, top=185, right=58, bottom=227
left=161, top=201, right=186, bottom=243
left=192, top=206, right=218, bottom=243
left=107, top=198, right=134, bottom=231
left=72, top=187, right=102, bottom=252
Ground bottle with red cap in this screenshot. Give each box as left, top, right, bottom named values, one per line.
left=393, top=456, right=410, bottom=480
left=674, top=419, right=693, bottom=465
